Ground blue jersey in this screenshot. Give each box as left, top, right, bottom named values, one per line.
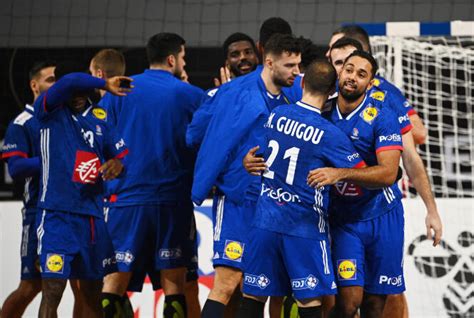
left=101, top=69, right=203, bottom=206
left=186, top=65, right=264, bottom=149
left=2, top=105, right=40, bottom=210
left=367, top=87, right=413, bottom=135
left=192, top=73, right=293, bottom=205
left=324, top=94, right=403, bottom=223
left=372, top=75, right=416, bottom=116
left=254, top=101, right=365, bottom=239
left=34, top=73, right=128, bottom=217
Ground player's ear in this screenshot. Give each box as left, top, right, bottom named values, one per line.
left=264, top=54, right=273, bottom=69
left=167, top=54, right=176, bottom=68
left=301, top=76, right=305, bottom=90
left=30, top=80, right=38, bottom=96
left=97, top=69, right=104, bottom=79
left=367, top=77, right=375, bottom=91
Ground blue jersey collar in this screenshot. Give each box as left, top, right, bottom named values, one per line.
left=296, top=101, right=321, bottom=114
left=336, top=94, right=367, bottom=120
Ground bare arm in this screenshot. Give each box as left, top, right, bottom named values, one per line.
left=409, top=114, right=427, bottom=145
left=402, top=130, right=442, bottom=246
left=307, top=150, right=401, bottom=188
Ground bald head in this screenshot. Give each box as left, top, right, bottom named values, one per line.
left=303, top=59, right=337, bottom=96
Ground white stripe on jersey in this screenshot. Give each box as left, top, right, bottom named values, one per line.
left=24, top=177, right=31, bottom=204
left=320, top=240, right=330, bottom=274
left=40, top=129, right=50, bottom=202
left=37, top=210, right=46, bottom=255
left=214, top=195, right=225, bottom=241
left=104, top=207, right=109, bottom=223
left=313, top=187, right=325, bottom=233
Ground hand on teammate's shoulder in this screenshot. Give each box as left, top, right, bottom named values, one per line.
left=105, top=76, right=134, bottom=97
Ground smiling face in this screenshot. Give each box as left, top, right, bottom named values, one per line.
left=226, top=40, right=258, bottom=77
left=338, top=55, right=374, bottom=101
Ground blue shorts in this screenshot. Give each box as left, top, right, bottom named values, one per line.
left=330, top=202, right=405, bottom=295
left=211, top=195, right=255, bottom=270
left=20, top=208, right=41, bottom=280
left=243, top=227, right=337, bottom=300
left=127, top=213, right=199, bottom=292
left=106, top=201, right=195, bottom=273
left=36, top=210, right=115, bottom=280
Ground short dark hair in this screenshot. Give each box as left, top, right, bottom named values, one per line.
left=264, top=34, right=301, bottom=57
left=303, top=59, right=337, bottom=95
left=91, top=49, right=126, bottom=77
left=147, top=33, right=185, bottom=65
left=297, top=37, right=323, bottom=71
left=223, top=32, right=256, bottom=57
left=344, top=50, right=378, bottom=78
left=259, top=17, right=292, bottom=47
left=333, top=25, right=371, bottom=53
left=29, top=60, right=56, bottom=81
left=330, top=37, right=363, bottom=52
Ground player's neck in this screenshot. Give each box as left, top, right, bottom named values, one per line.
left=261, top=68, right=281, bottom=95
left=301, top=94, right=325, bottom=110
left=149, top=64, right=173, bottom=73
left=337, top=93, right=366, bottom=114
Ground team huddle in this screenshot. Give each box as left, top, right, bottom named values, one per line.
left=1, top=17, right=442, bottom=318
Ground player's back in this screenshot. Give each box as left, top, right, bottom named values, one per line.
left=254, top=102, right=363, bottom=239
left=104, top=69, right=204, bottom=205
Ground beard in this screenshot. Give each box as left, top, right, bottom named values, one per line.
left=339, top=80, right=365, bottom=101
left=273, top=73, right=295, bottom=88
left=172, top=66, right=183, bottom=79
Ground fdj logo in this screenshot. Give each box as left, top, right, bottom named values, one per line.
left=159, top=248, right=182, bottom=259
left=244, top=274, right=270, bottom=289
left=291, top=275, right=319, bottom=290
left=115, top=250, right=134, bottom=265
left=408, top=231, right=474, bottom=317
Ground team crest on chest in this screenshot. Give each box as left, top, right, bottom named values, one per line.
left=360, top=105, right=379, bottom=124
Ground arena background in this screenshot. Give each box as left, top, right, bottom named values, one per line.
left=0, top=0, right=473, bottom=317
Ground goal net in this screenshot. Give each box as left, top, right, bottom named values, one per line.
left=370, top=35, right=474, bottom=198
